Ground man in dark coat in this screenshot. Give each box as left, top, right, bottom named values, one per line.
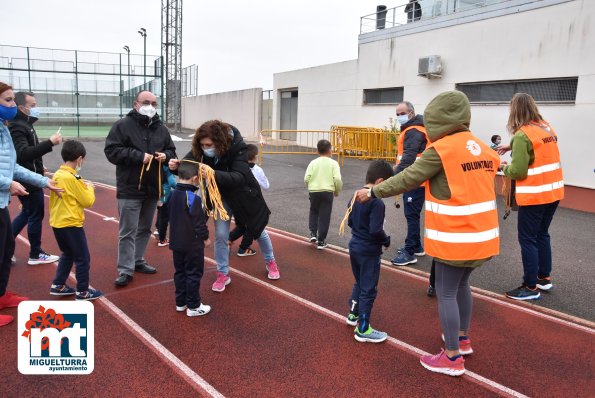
left=10, top=91, right=62, bottom=265
left=105, top=90, right=176, bottom=287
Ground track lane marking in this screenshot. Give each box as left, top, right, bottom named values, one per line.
left=265, top=227, right=595, bottom=334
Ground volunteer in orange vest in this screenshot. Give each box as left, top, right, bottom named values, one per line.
left=497, top=93, right=564, bottom=301
left=356, top=91, right=500, bottom=376
left=392, top=101, right=428, bottom=267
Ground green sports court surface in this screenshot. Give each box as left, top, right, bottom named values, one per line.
left=34, top=125, right=111, bottom=138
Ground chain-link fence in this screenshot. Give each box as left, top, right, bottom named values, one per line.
left=0, top=45, right=163, bottom=137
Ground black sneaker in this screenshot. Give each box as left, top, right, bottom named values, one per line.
left=536, top=276, right=553, bottom=291
left=317, top=240, right=327, bottom=250
left=506, top=285, right=541, bottom=301
left=309, top=232, right=317, bottom=243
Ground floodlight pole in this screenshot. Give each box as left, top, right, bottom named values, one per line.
left=123, top=45, right=131, bottom=91
left=138, top=28, right=147, bottom=84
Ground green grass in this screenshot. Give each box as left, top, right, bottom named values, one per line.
left=35, top=125, right=111, bottom=138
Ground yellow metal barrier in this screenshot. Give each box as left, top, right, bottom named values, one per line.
left=258, top=130, right=341, bottom=164
left=332, top=125, right=398, bottom=165
left=258, top=127, right=398, bottom=165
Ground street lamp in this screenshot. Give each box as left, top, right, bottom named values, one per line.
left=123, top=45, right=131, bottom=90
left=138, top=28, right=147, bottom=83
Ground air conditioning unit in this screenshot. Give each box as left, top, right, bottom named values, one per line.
left=418, top=55, right=443, bottom=78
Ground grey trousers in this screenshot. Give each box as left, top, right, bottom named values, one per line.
left=117, top=197, right=158, bottom=276
left=435, top=261, right=475, bottom=351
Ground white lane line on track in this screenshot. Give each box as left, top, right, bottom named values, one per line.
left=15, top=234, right=224, bottom=398
left=88, top=183, right=595, bottom=333
left=215, top=261, right=528, bottom=398
left=265, top=227, right=595, bottom=334
left=66, top=200, right=527, bottom=398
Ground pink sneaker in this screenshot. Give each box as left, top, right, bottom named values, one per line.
left=211, top=272, right=231, bottom=292
left=420, top=349, right=465, bottom=376
left=441, top=334, right=473, bottom=355
left=266, top=259, right=280, bottom=280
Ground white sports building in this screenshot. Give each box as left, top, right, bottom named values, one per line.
left=183, top=0, right=594, bottom=212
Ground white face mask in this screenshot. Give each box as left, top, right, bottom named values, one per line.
left=138, top=104, right=157, bottom=118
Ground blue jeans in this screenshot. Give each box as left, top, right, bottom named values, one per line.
left=12, top=189, right=45, bottom=258
left=403, top=187, right=424, bottom=255
left=214, top=201, right=274, bottom=275
left=52, top=227, right=90, bottom=292
left=517, top=201, right=559, bottom=287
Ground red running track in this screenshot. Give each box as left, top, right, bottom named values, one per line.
left=0, top=184, right=593, bottom=397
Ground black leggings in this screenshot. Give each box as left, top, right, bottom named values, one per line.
left=0, top=208, right=16, bottom=296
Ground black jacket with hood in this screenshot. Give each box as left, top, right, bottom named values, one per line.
left=182, top=126, right=271, bottom=238
left=395, top=114, right=427, bottom=174
left=104, top=109, right=177, bottom=199
left=9, top=109, right=54, bottom=192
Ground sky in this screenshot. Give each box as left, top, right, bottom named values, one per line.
left=2, top=0, right=407, bottom=95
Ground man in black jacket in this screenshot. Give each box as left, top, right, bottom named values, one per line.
left=104, top=90, right=176, bottom=286
left=392, top=101, right=428, bottom=266
left=10, top=91, right=62, bottom=265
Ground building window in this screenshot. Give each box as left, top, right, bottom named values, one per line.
left=363, top=87, right=404, bottom=105
left=456, top=78, right=578, bottom=104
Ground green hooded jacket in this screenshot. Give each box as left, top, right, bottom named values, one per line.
left=371, top=91, right=493, bottom=267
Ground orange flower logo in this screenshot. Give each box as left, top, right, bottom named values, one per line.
left=21, top=305, right=72, bottom=350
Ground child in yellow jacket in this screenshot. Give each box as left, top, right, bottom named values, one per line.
left=49, top=140, right=102, bottom=300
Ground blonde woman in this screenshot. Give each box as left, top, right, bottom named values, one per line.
left=497, top=93, right=564, bottom=301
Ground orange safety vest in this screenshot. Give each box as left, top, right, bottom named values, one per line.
left=396, top=124, right=429, bottom=188
left=396, top=125, right=429, bottom=163
left=424, top=131, right=500, bottom=261
left=514, top=122, right=564, bottom=206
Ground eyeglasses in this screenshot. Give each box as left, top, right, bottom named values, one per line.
left=396, top=112, right=409, bottom=116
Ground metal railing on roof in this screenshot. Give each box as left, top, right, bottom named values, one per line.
left=360, top=0, right=510, bottom=34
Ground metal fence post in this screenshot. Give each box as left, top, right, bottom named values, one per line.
left=26, top=47, right=32, bottom=92
left=119, top=53, right=123, bottom=118
left=75, top=50, right=80, bottom=138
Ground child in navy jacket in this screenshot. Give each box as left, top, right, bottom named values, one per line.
left=168, top=161, right=211, bottom=317
left=346, top=160, right=393, bottom=343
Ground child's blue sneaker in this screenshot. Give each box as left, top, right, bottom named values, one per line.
left=354, top=326, right=388, bottom=343
left=50, top=284, right=76, bottom=296
left=75, top=289, right=104, bottom=301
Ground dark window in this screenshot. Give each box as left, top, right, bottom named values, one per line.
left=363, top=87, right=404, bottom=105
left=456, top=78, right=578, bottom=104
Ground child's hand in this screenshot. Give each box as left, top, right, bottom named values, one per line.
left=85, top=181, right=95, bottom=189
left=204, top=238, right=212, bottom=247
left=383, top=236, right=391, bottom=249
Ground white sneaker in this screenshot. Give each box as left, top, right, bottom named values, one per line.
left=187, top=303, right=211, bottom=317
left=28, top=253, right=60, bottom=265
left=176, top=305, right=187, bottom=312
left=11, top=256, right=16, bottom=263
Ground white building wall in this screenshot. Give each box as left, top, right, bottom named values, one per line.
left=182, top=88, right=262, bottom=138
left=273, top=0, right=595, bottom=189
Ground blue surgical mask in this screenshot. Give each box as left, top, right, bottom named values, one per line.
left=0, top=104, right=17, bottom=121
left=203, top=148, right=216, bottom=158
left=29, top=107, right=41, bottom=118
left=397, top=114, right=410, bottom=125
